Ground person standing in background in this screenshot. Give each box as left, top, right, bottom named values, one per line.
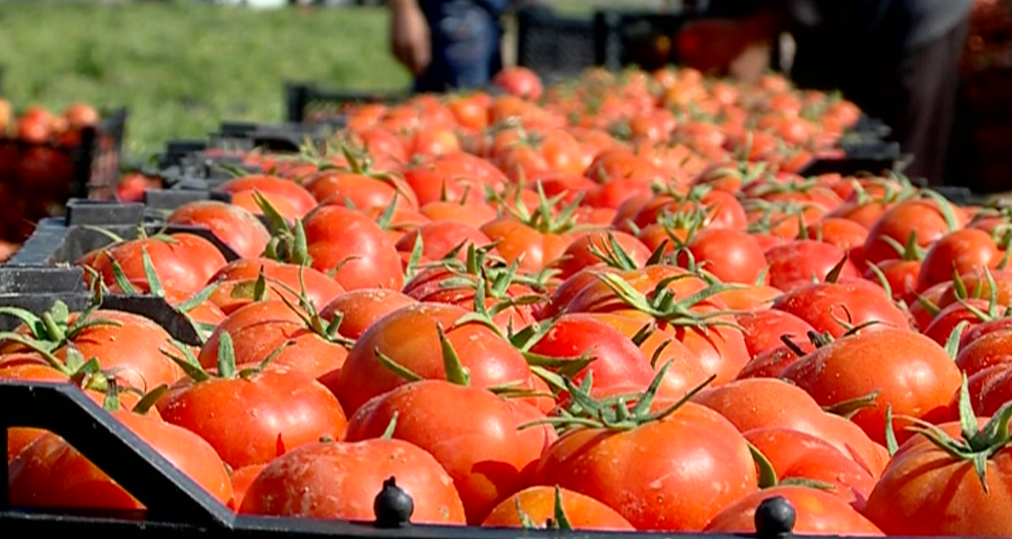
left=387, top=0, right=510, bottom=93
left=679, top=0, right=974, bottom=187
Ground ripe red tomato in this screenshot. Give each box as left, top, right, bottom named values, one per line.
left=781, top=328, right=961, bottom=445
left=167, top=201, right=270, bottom=260
left=9, top=409, right=233, bottom=510
left=239, top=438, right=466, bottom=524
left=344, top=380, right=556, bottom=524
left=157, top=367, right=348, bottom=469
left=483, top=486, right=635, bottom=530
left=705, top=486, right=884, bottom=535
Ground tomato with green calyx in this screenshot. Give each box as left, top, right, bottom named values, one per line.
left=864, top=380, right=1012, bottom=536
left=483, top=485, right=634, bottom=531
left=166, top=200, right=271, bottom=260
left=320, top=288, right=418, bottom=341
left=158, top=331, right=347, bottom=469
left=206, top=258, right=345, bottom=315
left=532, top=367, right=758, bottom=531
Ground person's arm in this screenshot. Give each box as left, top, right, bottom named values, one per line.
left=388, top=0, right=431, bottom=76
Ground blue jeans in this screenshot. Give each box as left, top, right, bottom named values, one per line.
left=414, top=0, right=506, bottom=92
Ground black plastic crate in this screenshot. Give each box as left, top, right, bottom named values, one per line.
left=515, top=6, right=596, bottom=83
left=0, top=108, right=128, bottom=243
left=285, top=82, right=408, bottom=124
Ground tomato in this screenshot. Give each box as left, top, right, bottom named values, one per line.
left=303, top=168, right=417, bottom=213
left=395, top=220, right=495, bottom=263
left=771, top=281, right=912, bottom=338
left=167, top=201, right=271, bottom=260
left=863, top=419, right=1012, bottom=536
left=419, top=200, right=497, bottom=229
left=482, top=486, right=634, bottom=530
left=157, top=366, right=347, bottom=469
left=680, top=227, right=768, bottom=284
left=781, top=328, right=961, bottom=445
left=81, top=233, right=227, bottom=298
left=526, top=313, right=660, bottom=399
left=330, top=303, right=538, bottom=416
left=863, top=197, right=967, bottom=266
left=216, top=175, right=318, bottom=218
left=744, top=427, right=878, bottom=509
left=344, top=380, right=556, bottom=524
left=704, top=486, right=884, bottom=535
left=320, top=288, right=418, bottom=341
left=534, top=401, right=758, bottom=531
left=692, top=378, right=889, bottom=478
left=736, top=309, right=817, bottom=358
left=805, top=217, right=869, bottom=269
left=917, top=228, right=1003, bottom=292
left=198, top=300, right=348, bottom=379
left=9, top=408, right=233, bottom=510
left=553, top=230, right=652, bottom=282
left=239, top=438, right=466, bottom=523
left=480, top=216, right=575, bottom=273
left=207, top=258, right=345, bottom=314
left=2, top=309, right=182, bottom=392
left=302, top=205, right=404, bottom=291
left=956, top=328, right=1012, bottom=375
left=763, top=240, right=860, bottom=292
left=921, top=298, right=991, bottom=346
left=492, top=66, right=544, bottom=100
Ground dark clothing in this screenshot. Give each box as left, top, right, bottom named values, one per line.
left=413, top=0, right=509, bottom=93
left=705, top=0, right=973, bottom=186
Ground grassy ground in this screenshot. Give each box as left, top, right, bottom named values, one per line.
left=0, top=1, right=411, bottom=158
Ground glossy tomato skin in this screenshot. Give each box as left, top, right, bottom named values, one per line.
left=681, top=227, right=768, bottom=284
left=82, top=234, right=227, bottom=297
left=771, top=281, right=913, bottom=338
left=863, top=421, right=1012, bottom=536
left=157, top=370, right=348, bottom=469
left=736, top=310, right=817, bottom=358
left=207, top=258, right=345, bottom=314
left=482, top=486, right=635, bottom=530
left=302, top=205, right=404, bottom=291
left=534, top=402, right=758, bottom=531
left=344, top=381, right=556, bottom=524
left=863, top=198, right=967, bottom=266
left=9, top=411, right=233, bottom=510
left=167, top=201, right=270, bottom=260
left=239, top=438, right=466, bottom=524
left=704, top=486, right=884, bottom=536
left=764, top=240, right=860, bottom=291
left=216, top=175, right=317, bottom=218
left=319, top=288, right=418, bottom=341
left=780, top=328, right=961, bottom=445
left=198, top=300, right=348, bottom=379
left=331, top=303, right=537, bottom=416
left=916, top=228, right=1002, bottom=292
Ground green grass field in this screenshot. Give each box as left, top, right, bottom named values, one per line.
left=0, top=1, right=411, bottom=158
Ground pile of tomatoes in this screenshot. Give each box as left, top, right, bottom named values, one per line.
left=0, top=100, right=115, bottom=246
left=4, top=66, right=1012, bottom=537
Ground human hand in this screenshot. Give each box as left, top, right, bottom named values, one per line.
left=389, top=0, right=431, bottom=76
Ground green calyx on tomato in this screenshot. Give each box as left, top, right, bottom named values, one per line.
left=0, top=300, right=121, bottom=356
left=594, top=271, right=743, bottom=328
left=496, top=180, right=584, bottom=236
left=903, top=374, right=1012, bottom=493
left=165, top=330, right=294, bottom=382
left=880, top=230, right=926, bottom=262
left=100, top=376, right=167, bottom=416
left=265, top=268, right=356, bottom=350
left=523, top=361, right=716, bottom=433
left=256, top=192, right=313, bottom=268
left=515, top=485, right=574, bottom=530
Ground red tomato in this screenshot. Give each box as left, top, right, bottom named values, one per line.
left=534, top=401, right=758, bottom=531
left=167, top=201, right=271, bottom=259
left=483, top=486, right=635, bottom=530
left=302, top=205, right=404, bottom=291
left=781, top=328, right=961, bottom=445
left=9, top=409, right=233, bottom=510
left=772, top=281, right=913, bottom=338
left=705, top=486, right=884, bottom=535
left=216, top=175, right=318, bottom=218
left=344, top=380, right=556, bottom=524
left=157, top=367, right=347, bottom=469
left=239, top=438, right=466, bottom=524
left=764, top=240, right=860, bottom=292
left=917, top=228, right=1002, bottom=292
left=680, top=227, right=768, bottom=284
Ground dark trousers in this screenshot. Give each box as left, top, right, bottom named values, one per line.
left=792, top=18, right=970, bottom=186
left=414, top=0, right=505, bottom=93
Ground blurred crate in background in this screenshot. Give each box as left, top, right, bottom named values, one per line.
left=0, top=108, right=127, bottom=243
